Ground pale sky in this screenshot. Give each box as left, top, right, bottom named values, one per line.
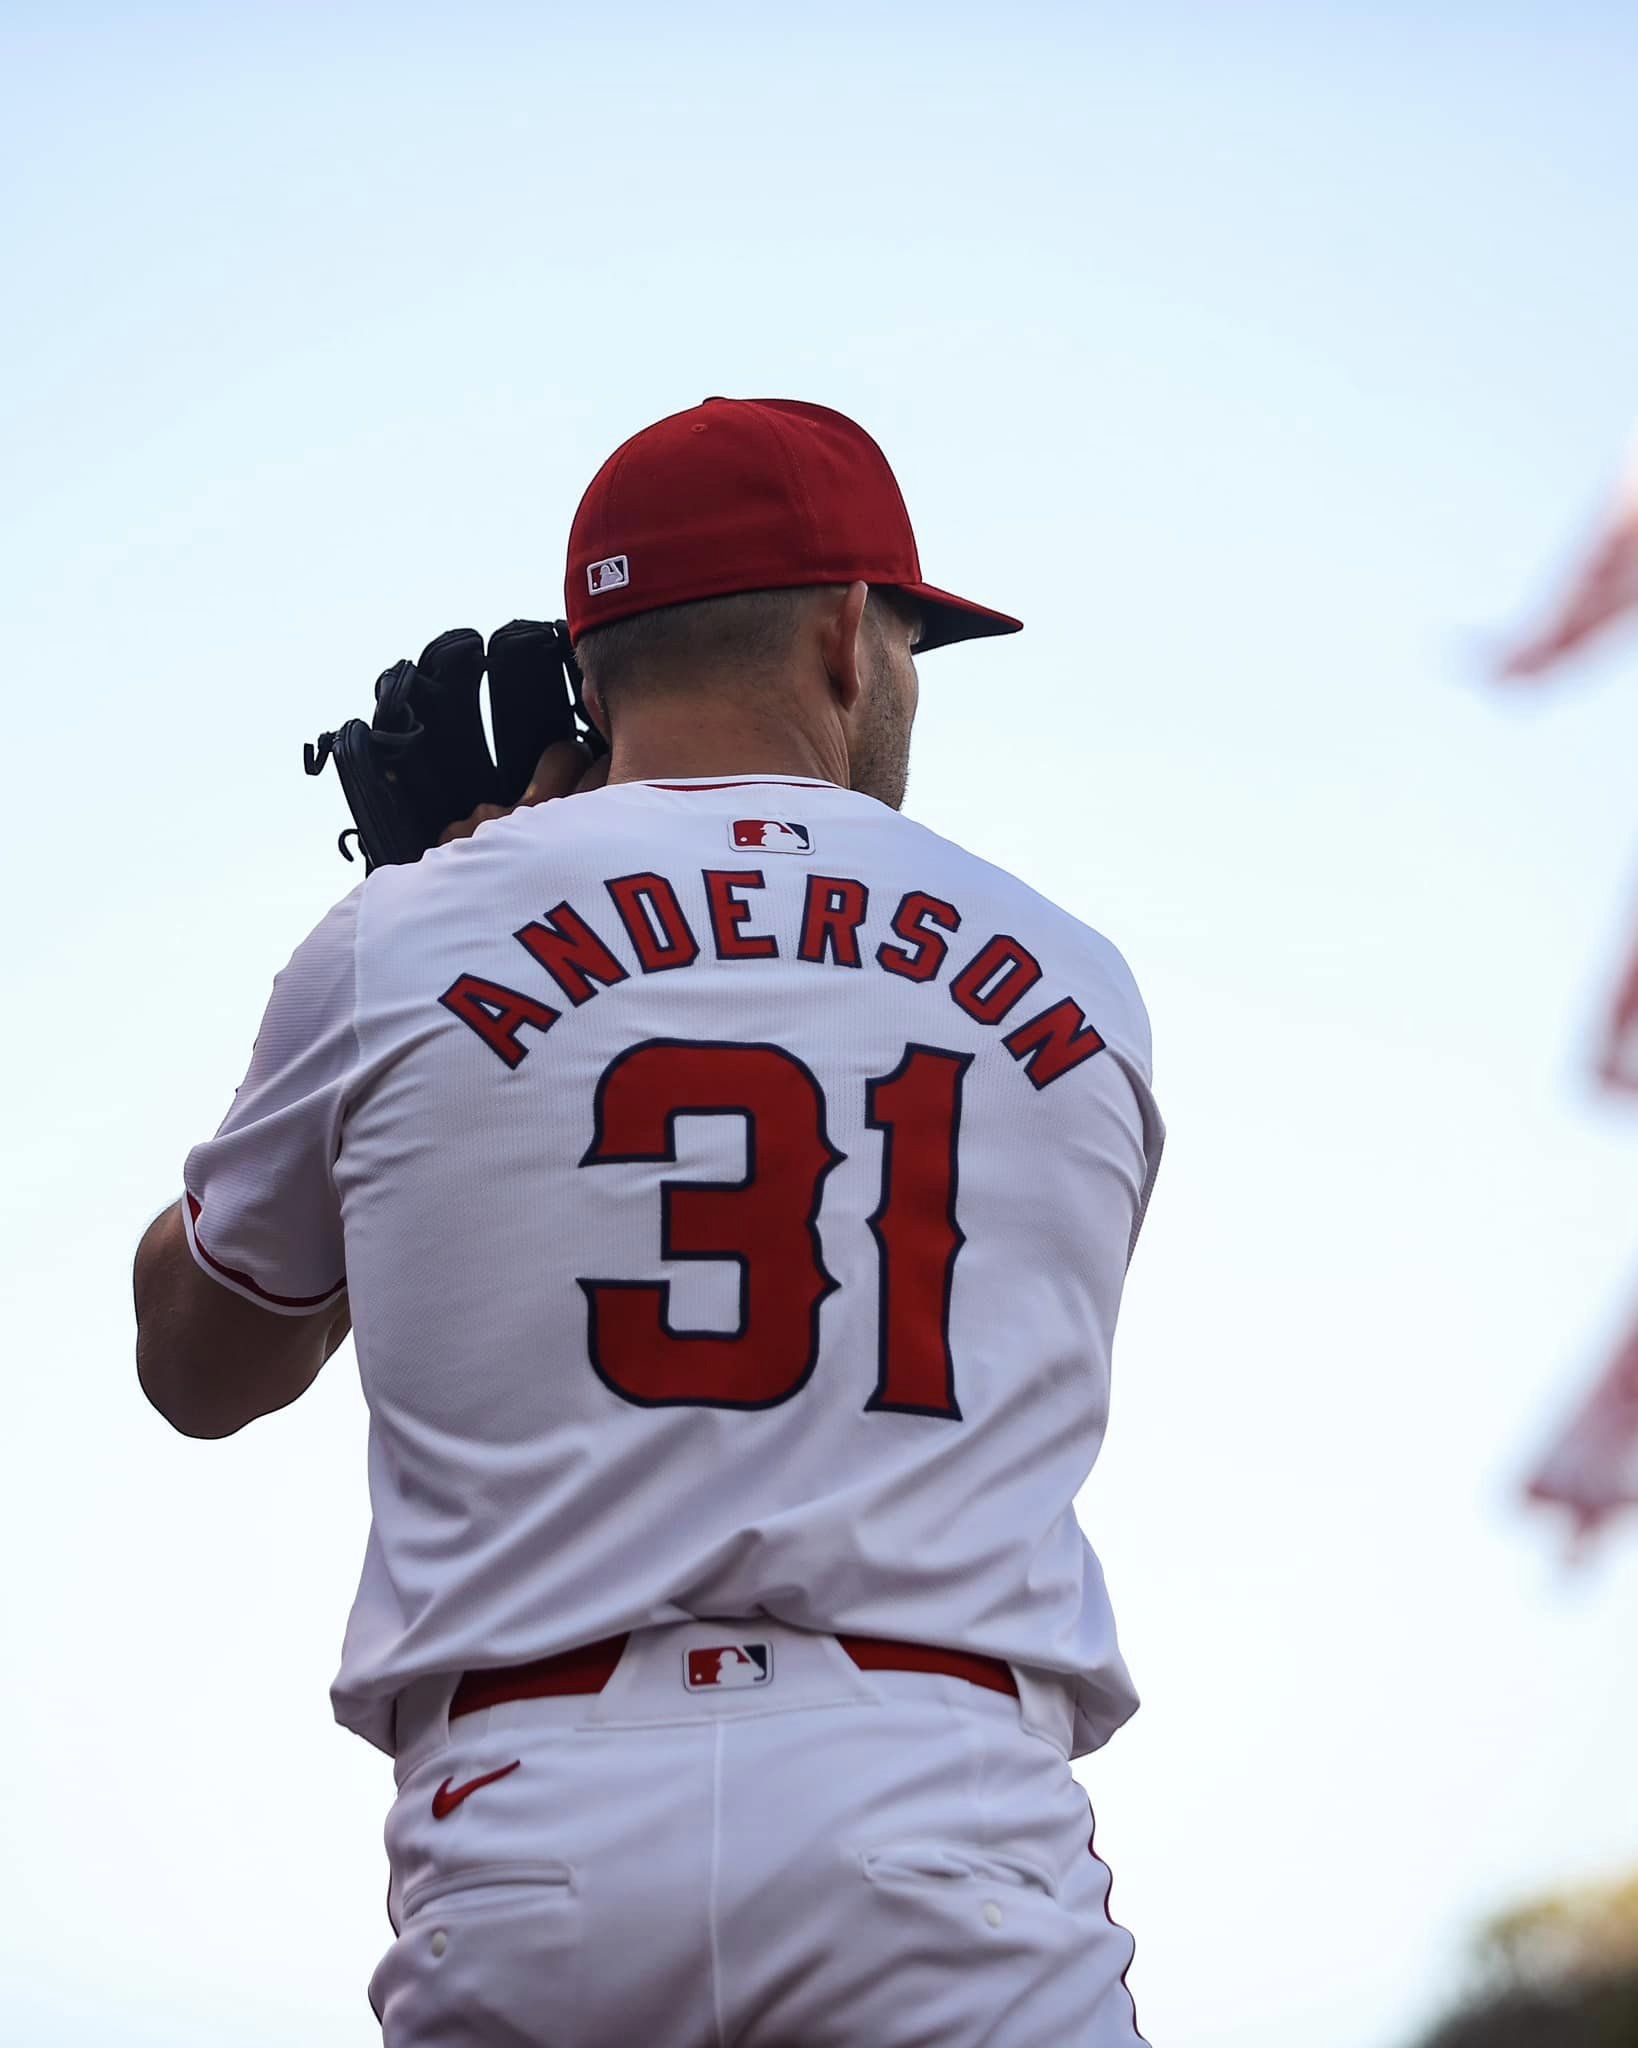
left=6, top=4, right=1638, bottom=2045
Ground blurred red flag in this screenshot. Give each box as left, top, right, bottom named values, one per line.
left=1495, top=437, right=1638, bottom=1100
left=1498, top=448, right=1638, bottom=681
left=1596, top=926, right=1638, bottom=1094
left=1499, top=441, right=1638, bottom=1546
left=1526, top=1309, right=1638, bottom=1542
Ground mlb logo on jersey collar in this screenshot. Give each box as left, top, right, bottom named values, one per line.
left=730, top=819, right=811, bottom=854
left=684, top=1642, right=773, bottom=1690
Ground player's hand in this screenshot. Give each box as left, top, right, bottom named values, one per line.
left=522, top=739, right=609, bottom=806
left=437, top=740, right=604, bottom=845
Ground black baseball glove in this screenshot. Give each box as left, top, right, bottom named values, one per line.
left=305, top=619, right=606, bottom=871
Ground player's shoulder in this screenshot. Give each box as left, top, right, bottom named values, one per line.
left=349, top=792, right=597, bottom=920
left=888, top=809, right=1153, bottom=1045
left=279, top=879, right=367, bottom=979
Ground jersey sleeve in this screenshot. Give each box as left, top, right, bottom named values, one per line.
left=180, top=889, right=363, bottom=1315
left=1102, top=961, right=1166, bottom=1269
left=1124, top=1071, right=1165, bottom=1267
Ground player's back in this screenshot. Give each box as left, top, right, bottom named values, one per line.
left=331, top=774, right=1163, bottom=1757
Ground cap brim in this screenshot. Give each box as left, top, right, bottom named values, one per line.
left=897, top=581, right=1023, bottom=654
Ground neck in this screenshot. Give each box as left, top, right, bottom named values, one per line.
left=601, top=702, right=849, bottom=790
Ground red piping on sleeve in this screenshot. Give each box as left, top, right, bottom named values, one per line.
left=184, top=1194, right=345, bottom=1310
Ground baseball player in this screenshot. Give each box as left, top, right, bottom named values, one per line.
left=134, top=397, right=1165, bottom=2045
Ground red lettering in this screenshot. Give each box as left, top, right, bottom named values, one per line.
left=703, top=869, right=778, bottom=960
left=949, top=935, right=1042, bottom=1025
left=514, top=901, right=630, bottom=1006
left=605, top=872, right=701, bottom=973
left=798, top=876, right=869, bottom=967
left=439, top=973, right=559, bottom=1068
left=877, top=891, right=961, bottom=983
left=1002, top=1000, right=1107, bottom=1089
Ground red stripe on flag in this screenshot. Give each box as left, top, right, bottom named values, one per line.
left=1498, top=504, right=1638, bottom=683
left=1526, top=1310, right=1638, bottom=1542
left=1596, top=910, right=1638, bottom=1095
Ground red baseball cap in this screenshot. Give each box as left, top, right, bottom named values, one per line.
left=564, top=397, right=1022, bottom=654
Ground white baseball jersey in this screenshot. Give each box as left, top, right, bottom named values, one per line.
left=182, top=775, right=1164, bottom=1758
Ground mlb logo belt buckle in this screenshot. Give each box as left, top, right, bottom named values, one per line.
left=683, top=1641, right=773, bottom=1691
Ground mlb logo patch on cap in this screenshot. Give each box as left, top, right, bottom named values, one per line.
left=587, top=554, right=630, bottom=593
left=684, top=1643, right=773, bottom=1690
left=730, top=819, right=811, bottom=854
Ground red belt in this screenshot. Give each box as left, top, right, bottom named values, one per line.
left=449, top=1630, right=1018, bottom=1721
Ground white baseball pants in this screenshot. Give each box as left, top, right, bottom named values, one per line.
left=371, top=1620, right=1146, bottom=2046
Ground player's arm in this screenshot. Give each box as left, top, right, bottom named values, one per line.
left=135, top=1204, right=352, bottom=1438
left=135, top=890, right=362, bottom=1439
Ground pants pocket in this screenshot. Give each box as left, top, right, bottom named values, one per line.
left=369, top=1865, right=579, bottom=2048
left=840, top=1838, right=1136, bottom=2046
left=860, top=1838, right=1058, bottom=1899
left=398, top=1860, right=573, bottom=1924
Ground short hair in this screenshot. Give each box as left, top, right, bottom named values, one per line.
left=574, top=584, right=915, bottom=725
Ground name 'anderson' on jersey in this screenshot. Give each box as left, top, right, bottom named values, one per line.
left=180, top=775, right=1165, bottom=1758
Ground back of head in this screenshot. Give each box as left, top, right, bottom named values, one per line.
left=573, top=584, right=923, bottom=808
left=574, top=587, right=816, bottom=713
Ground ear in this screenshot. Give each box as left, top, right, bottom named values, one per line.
left=581, top=677, right=611, bottom=742
left=817, top=581, right=871, bottom=715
